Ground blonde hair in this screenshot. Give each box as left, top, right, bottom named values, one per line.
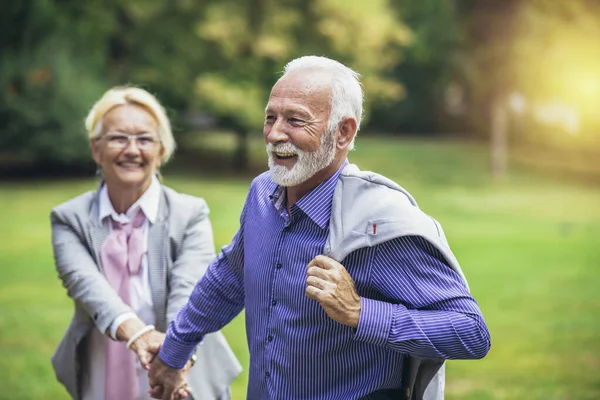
left=85, top=86, right=176, bottom=162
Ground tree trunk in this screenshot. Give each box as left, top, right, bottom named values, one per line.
left=234, top=128, right=249, bottom=172
left=490, top=97, right=508, bottom=179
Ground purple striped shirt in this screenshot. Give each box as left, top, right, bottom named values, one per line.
left=160, top=161, right=490, bottom=399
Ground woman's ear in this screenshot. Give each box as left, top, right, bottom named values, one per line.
left=336, top=117, right=358, bottom=150
left=156, top=146, right=166, bottom=169
left=90, top=137, right=102, bottom=165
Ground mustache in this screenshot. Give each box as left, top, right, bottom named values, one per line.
left=267, top=142, right=300, bottom=154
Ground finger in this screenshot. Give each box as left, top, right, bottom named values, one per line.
left=148, top=370, right=158, bottom=387
left=306, top=265, right=331, bottom=280
left=306, top=275, right=328, bottom=290
left=176, top=387, right=189, bottom=399
left=162, top=387, right=172, bottom=400
left=307, top=255, right=339, bottom=271
left=305, top=284, right=322, bottom=300
left=170, top=386, right=184, bottom=400
left=139, top=351, right=149, bottom=368
left=148, top=385, right=164, bottom=399
left=144, top=351, right=157, bottom=368
left=174, top=382, right=188, bottom=398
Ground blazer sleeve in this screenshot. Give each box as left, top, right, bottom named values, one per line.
left=51, top=209, right=132, bottom=334
left=166, top=198, right=217, bottom=323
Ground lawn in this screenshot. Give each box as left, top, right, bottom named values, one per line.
left=0, top=137, right=599, bottom=399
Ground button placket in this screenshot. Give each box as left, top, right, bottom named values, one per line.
left=264, top=220, right=289, bottom=396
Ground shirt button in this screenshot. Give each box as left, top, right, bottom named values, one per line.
left=267, top=335, right=273, bottom=342
left=276, top=263, right=282, bottom=270
left=271, top=300, right=277, bottom=306
left=265, top=371, right=271, bottom=377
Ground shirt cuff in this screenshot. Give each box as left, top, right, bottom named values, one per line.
left=158, top=329, right=201, bottom=370
left=109, top=312, right=137, bottom=340
left=353, top=297, right=394, bottom=346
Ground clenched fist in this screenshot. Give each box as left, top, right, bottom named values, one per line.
left=305, top=255, right=361, bottom=328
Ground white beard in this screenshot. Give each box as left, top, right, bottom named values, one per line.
left=266, top=128, right=336, bottom=187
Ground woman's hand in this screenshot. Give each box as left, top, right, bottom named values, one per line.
left=115, top=318, right=165, bottom=369
left=129, top=329, right=166, bottom=370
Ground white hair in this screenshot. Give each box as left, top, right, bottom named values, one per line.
left=282, top=56, right=363, bottom=150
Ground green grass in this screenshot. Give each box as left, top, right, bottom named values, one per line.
left=1, top=136, right=599, bottom=399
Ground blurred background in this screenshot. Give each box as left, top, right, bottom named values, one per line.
left=0, top=0, right=599, bottom=399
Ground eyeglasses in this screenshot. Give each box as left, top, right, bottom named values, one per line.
left=101, top=132, right=160, bottom=151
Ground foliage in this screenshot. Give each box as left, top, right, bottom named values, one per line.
left=190, top=0, right=411, bottom=132
left=0, top=0, right=113, bottom=163
left=0, top=0, right=410, bottom=166
left=369, top=0, right=464, bottom=133
left=2, top=0, right=599, bottom=169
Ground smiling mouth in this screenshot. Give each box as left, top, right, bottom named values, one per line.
left=274, top=152, right=297, bottom=160
left=117, top=162, right=145, bottom=168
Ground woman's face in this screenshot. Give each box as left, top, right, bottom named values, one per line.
left=91, top=104, right=164, bottom=190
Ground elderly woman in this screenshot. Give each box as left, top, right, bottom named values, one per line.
left=50, top=87, right=241, bottom=400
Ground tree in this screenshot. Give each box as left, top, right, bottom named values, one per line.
left=455, top=0, right=523, bottom=179
left=457, top=0, right=600, bottom=178
left=189, top=0, right=411, bottom=169
left=369, top=0, right=464, bottom=134
left=0, top=0, right=411, bottom=170
left=0, top=0, right=116, bottom=167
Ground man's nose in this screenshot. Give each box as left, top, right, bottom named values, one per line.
left=266, top=119, right=289, bottom=144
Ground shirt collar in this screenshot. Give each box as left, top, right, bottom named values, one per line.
left=270, top=159, right=348, bottom=229
left=98, top=175, right=161, bottom=224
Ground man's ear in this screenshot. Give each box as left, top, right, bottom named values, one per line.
left=336, top=117, right=358, bottom=150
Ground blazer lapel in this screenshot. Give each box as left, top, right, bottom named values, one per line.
left=148, top=189, right=169, bottom=332
left=89, top=183, right=109, bottom=268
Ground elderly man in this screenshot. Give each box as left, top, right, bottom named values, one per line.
left=147, top=56, right=491, bottom=400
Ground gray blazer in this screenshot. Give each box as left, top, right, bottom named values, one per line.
left=50, top=184, right=242, bottom=400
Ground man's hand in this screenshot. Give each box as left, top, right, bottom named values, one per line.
left=148, top=356, right=192, bottom=400
left=129, top=329, right=165, bottom=370
left=305, top=255, right=361, bottom=328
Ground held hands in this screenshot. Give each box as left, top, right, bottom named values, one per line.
left=126, top=325, right=192, bottom=400
left=148, top=356, right=193, bottom=400
left=121, top=320, right=192, bottom=400
left=129, top=329, right=165, bottom=370
left=305, top=255, right=361, bottom=328
left=116, top=318, right=164, bottom=370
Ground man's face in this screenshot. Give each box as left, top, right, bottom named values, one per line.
left=263, top=72, right=338, bottom=187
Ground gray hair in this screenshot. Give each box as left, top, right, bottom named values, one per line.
left=282, top=56, right=363, bottom=150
